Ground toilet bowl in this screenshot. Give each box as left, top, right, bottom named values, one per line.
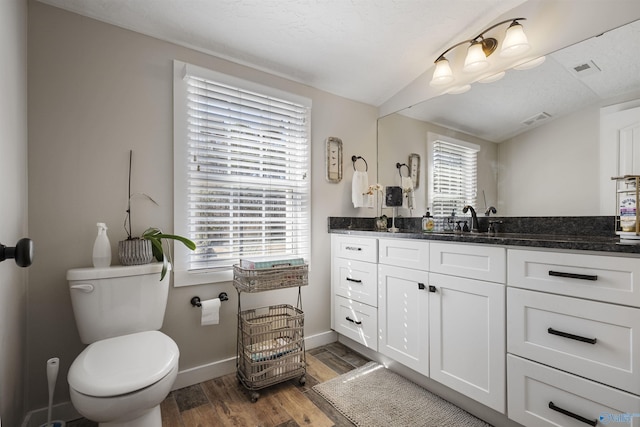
left=67, top=264, right=179, bottom=427
left=68, top=331, right=179, bottom=427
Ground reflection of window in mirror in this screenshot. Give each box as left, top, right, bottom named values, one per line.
left=427, top=132, right=479, bottom=217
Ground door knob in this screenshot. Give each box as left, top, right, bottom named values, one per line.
left=0, top=238, right=33, bottom=267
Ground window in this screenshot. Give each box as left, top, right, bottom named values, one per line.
left=428, top=133, right=479, bottom=217
left=173, top=61, right=311, bottom=286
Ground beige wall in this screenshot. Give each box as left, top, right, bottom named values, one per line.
left=27, top=1, right=377, bottom=413
left=0, top=0, right=28, bottom=426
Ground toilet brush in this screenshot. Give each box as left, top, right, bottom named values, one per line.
left=40, top=358, right=65, bottom=427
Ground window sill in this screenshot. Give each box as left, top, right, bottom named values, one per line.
left=173, top=269, right=233, bottom=287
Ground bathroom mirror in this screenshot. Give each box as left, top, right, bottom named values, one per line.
left=378, top=18, right=640, bottom=217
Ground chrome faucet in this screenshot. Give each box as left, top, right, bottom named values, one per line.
left=462, top=205, right=479, bottom=233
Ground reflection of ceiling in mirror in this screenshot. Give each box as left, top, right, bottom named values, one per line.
left=399, top=19, right=640, bottom=143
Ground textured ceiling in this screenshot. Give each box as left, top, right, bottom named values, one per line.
left=398, top=18, right=640, bottom=142
left=36, top=0, right=525, bottom=106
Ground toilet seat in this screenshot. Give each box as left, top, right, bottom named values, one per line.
left=68, top=330, right=179, bottom=397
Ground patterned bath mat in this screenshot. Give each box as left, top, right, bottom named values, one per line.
left=313, top=362, right=492, bottom=427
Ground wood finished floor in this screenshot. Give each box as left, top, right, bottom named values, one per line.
left=68, top=342, right=370, bottom=427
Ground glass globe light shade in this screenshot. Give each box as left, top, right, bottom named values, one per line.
left=430, top=58, right=454, bottom=86
left=463, top=42, right=489, bottom=73
left=500, top=22, right=530, bottom=57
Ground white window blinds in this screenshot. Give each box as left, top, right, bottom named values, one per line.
left=431, top=139, right=478, bottom=217
left=174, top=62, right=311, bottom=282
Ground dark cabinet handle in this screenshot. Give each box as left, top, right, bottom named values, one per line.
left=549, top=270, right=598, bottom=281
left=346, top=277, right=362, bottom=283
left=548, top=328, right=597, bottom=345
left=346, top=316, right=362, bottom=325
left=418, top=283, right=425, bottom=290
left=548, top=402, right=597, bottom=426
left=428, top=285, right=437, bottom=293
left=345, top=246, right=362, bottom=251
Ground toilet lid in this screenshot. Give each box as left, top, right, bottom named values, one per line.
left=68, top=331, right=179, bottom=397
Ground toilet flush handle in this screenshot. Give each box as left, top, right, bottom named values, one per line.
left=70, top=283, right=94, bottom=293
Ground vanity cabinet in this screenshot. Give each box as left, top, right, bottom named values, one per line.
left=331, top=231, right=640, bottom=425
left=507, top=248, right=640, bottom=426
left=331, top=235, right=378, bottom=350
left=332, top=236, right=507, bottom=413
left=376, top=239, right=505, bottom=411
left=377, top=239, right=429, bottom=376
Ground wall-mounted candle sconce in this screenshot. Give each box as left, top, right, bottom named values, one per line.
left=0, top=238, right=34, bottom=267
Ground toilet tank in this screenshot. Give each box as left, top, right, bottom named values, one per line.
left=67, top=263, right=171, bottom=344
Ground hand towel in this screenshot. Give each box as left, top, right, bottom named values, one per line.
left=352, top=171, right=370, bottom=208
left=401, top=176, right=415, bottom=210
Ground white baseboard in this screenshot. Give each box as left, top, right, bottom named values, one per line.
left=22, top=330, right=337, bottom=426
left=172, top=329, right=337, bottom=390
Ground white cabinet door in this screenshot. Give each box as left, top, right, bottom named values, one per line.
left=429, top=272, right=506, bottom=413
left=378, top=264, right=429, bottom=376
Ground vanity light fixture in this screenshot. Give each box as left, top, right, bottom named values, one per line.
left=430, top=18, right=530, bottom=88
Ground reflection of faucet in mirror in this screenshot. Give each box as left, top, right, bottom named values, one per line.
left=462, top=205, right=479, bottom=233
left=485, top=206, right=497, bottom=216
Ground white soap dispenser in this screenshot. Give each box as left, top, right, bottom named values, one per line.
left=92, top=222, right=111, bottom=268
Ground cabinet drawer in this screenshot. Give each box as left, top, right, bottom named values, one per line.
left=378, top=238, right=429, bottom=271
left=508, top=248, right=640, bottom=307
left=332, top=235, right=377, bottom=263
left=332, top=258, right=377, bottom=306
left=508, top=287, right=640, bottom=394
left=430, top=242, right=506, bottom=283
left=334, top=296, right=377, bottom=351
left=508, top=355, right=640, bottom=427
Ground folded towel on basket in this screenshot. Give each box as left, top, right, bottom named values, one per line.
left=352, top=171, right=373, bottom=208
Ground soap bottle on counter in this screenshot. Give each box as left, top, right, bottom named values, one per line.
left=422, top=208, right=435, bottom=232
left=92, top=222, right=111, bottom=268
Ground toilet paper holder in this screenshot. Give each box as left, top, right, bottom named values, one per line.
left=191, top=293, right=228, bottom=308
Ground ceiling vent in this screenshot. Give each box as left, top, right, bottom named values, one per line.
left=522, top=112, right=552, bottom=126
left=569, top=60, right=601, bottom=78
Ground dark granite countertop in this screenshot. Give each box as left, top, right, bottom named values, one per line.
left=328, top=217, right=640, bottom=255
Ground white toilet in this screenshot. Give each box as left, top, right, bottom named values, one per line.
left=67, top=263, right=180, bottom=427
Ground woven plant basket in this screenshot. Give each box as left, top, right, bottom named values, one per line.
left=118, top=238, right=153, bottom=265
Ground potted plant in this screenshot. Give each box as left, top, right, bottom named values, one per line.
left=141, top=227, right=195, bottom=280
left=118, top=150, right=195, bottom=280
